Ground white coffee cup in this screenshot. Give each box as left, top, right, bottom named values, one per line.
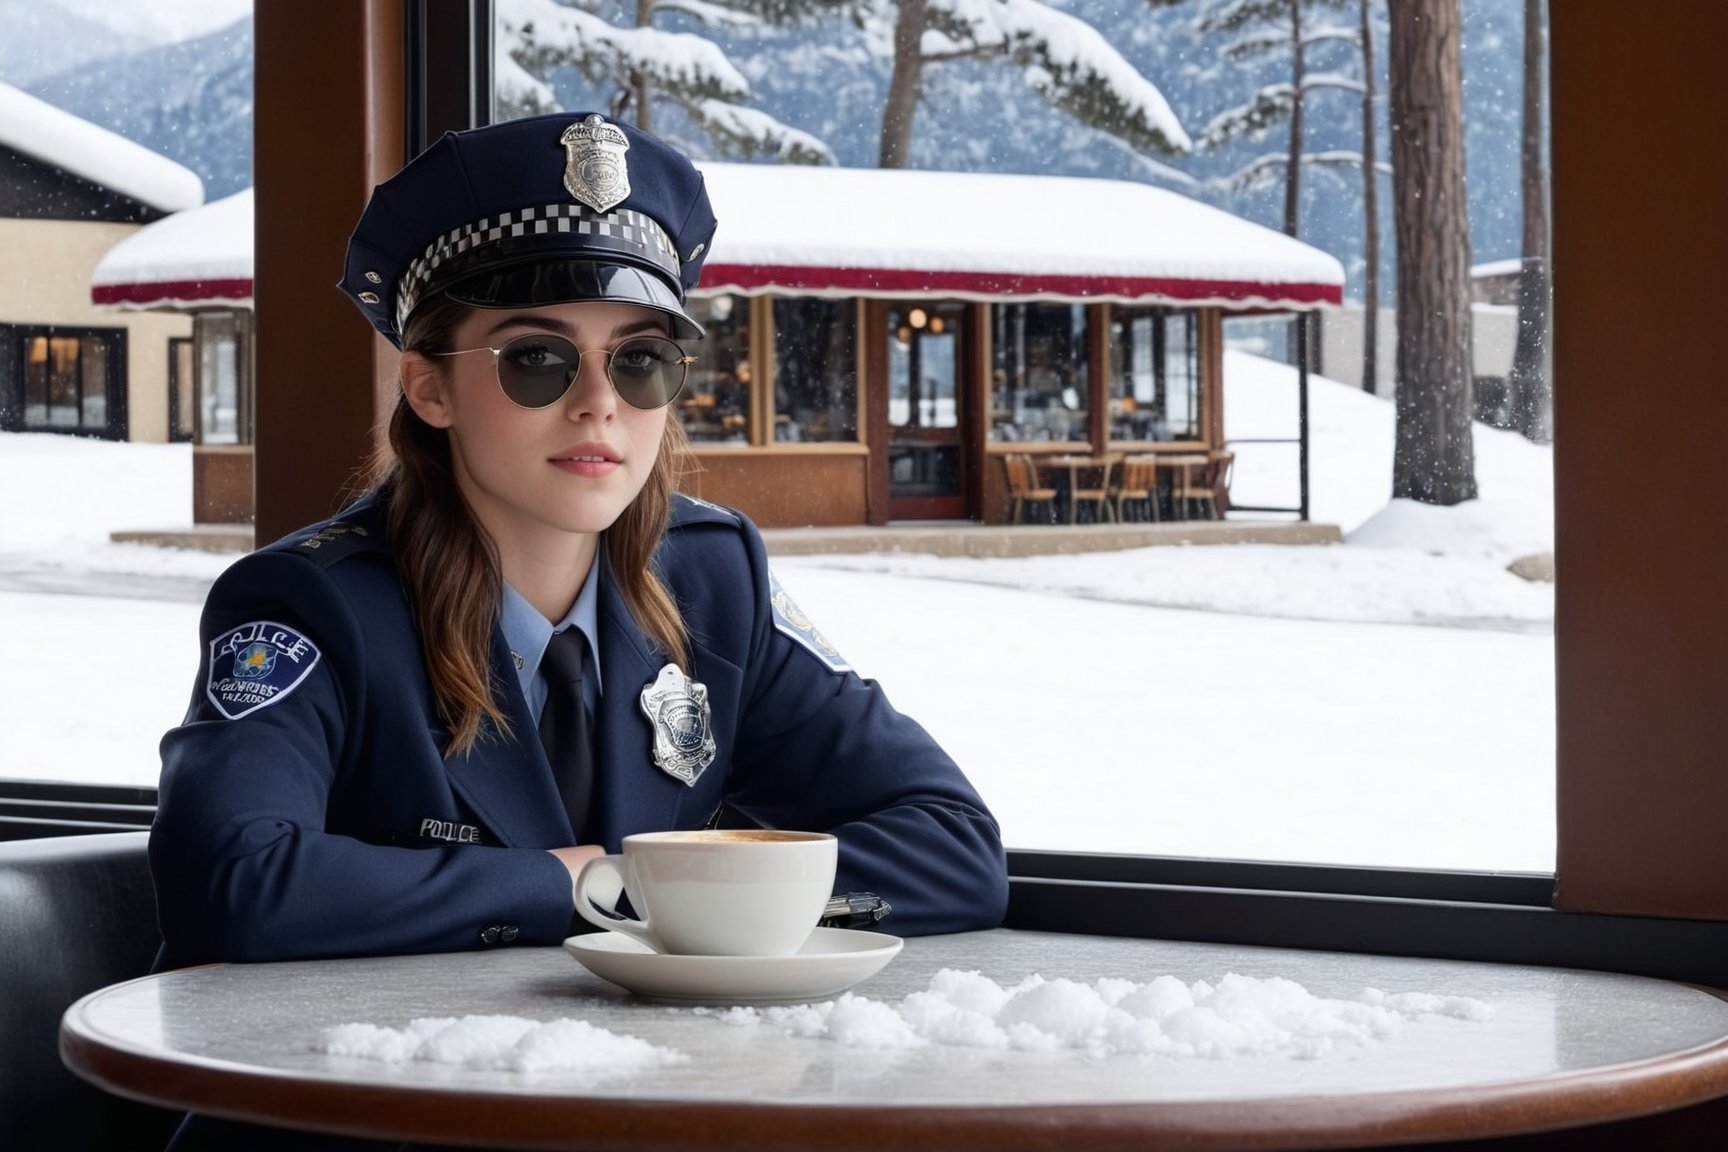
left=574, top=829, right=838, bottom=957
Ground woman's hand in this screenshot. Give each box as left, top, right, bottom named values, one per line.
left=546, top=845, right=607, bottom=906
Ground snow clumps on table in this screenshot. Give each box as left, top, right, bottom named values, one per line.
left=316, top=1015, right=685, bottom=1074
left=698, top=969, right=1494, bottom=1060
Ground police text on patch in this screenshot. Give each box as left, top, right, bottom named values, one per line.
left=206, top=621, right=322, bottom=720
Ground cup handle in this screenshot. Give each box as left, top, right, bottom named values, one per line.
left=574, top=855, right=660, bottom=951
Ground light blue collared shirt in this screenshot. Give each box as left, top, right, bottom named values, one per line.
left=500, top=562, right=603, bottom=726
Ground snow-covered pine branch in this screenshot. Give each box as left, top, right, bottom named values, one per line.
left=1300, top=71, right=1367, bottom=95
left=653, top=0, right=764, bottom=30
left=1193, top=0, right=1289, bottom=36
left=1302, top=148, right=1365, bottom=167
left=496, top=40, right=559, bottom=119
left=1220, top=28, right=1289, bottom=63
left=1096, top=132, right=1203, bottom=191
left=1302, top=24, right=1361, bottom=48
left=499, top=0, right=753, bottom=104
left=1199, top=84, right=1293, bottom=147
left=1212, top=150, right=1288, bottom=194
left=929, top=0, right=1191, bottom=153
left=686, top=98, right=834, bottom=163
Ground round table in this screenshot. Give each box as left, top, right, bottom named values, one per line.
left=61, top=929, right=1728, bottom=1150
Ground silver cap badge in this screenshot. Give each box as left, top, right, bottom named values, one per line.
left=560, top=114, right=631, bottom=213
left=639, top=663, right=717, bottom=787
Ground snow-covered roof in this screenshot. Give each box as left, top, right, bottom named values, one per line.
left=0, top=81, right=203, bottom=214
left=695, top=163, right=1343, bottom=311
left=84, top=169, right=1344, bottom=315
left=91, top=188, right=251, bottom=309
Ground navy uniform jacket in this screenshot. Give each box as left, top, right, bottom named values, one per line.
left=150, top=493, right=1007, bottom=969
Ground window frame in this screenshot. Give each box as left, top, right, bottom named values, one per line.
left=17, top=1, right=1723, bottom=995
left=1, top=323, right=129, bottom=439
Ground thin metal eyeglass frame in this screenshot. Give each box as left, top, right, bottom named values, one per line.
left=432, top=333, right=696, bottom=411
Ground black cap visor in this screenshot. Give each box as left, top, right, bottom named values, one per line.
left=443, top=259, right=703, bottom=340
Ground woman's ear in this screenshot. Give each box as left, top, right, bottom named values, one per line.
left=400, top=352, right=454, bottom=429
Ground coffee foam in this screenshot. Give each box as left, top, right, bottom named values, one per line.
left=645, top=830, right=828, bottom=845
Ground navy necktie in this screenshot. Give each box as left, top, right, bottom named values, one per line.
left=537, top=628, right=594, bottom=843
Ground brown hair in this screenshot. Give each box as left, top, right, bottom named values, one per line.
left=367, top=293, right=691, bottom=757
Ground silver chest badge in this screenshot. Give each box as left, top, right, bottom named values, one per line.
left=560, top=114, right=631, bottom=213
left=639, top=663, right=716, bottom=787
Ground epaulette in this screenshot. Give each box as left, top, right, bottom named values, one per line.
left=668, top=492, right=743, bottom=530
left=274, top=499, right=391, bottom=569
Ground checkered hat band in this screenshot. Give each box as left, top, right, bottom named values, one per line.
left=395, top=204, right=681, bottom=332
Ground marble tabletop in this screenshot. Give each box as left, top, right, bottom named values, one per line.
left=61, top=929, right=1728, bottom=1150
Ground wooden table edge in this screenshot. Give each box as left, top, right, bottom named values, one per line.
left=59, top=975, right=1728, bottom=1152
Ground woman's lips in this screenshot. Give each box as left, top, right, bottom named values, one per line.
left=550, top=444, right=621, bottom=478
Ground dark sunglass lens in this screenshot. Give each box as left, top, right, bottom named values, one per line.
left=609, top=337, right=687, bottom=410
left=497, top=335, right=580, bottom=408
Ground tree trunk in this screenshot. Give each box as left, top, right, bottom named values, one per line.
left=1508, top=0, right=1551, bottom=442
left=1284, top=0, right=1305, bottom=238
left=879, top=0, right=928, bottom=168
left=631, top=0, right=653, bottom=134
left=1284, top=1, right=1308, bottom=367
left=1359, top=0, right=1380, bottom=394
left=1388, top=0, right=1476, bottom=504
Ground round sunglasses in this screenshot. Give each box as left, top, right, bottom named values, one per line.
left=434, top=332, right=696, bottom=411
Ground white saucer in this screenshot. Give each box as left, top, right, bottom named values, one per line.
left=562, top=926, right=903, bottom=1005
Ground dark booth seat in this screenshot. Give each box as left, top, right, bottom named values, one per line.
left=0, top=831, right=179, bottom=1151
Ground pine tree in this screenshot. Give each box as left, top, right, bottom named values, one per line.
left=1183, top=0, right=1377, bottom=370
left=875, top=0, right=1191, bottom=169
left=1388, top=0, right=1476, bottom=505
left=1505, top=0, right=1550, bottom=443
left=497, top=0, right=836, bottom=162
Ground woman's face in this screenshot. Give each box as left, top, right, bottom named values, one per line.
left=403, top=300, right=672, bottom=559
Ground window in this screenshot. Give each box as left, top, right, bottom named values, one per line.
left=169, top=336, right=195, bottom=442
left=24, top=6, right=1728, bottom=967
left=1108, top=308, right=1199, bottom=443
left=194, top=311, right=252, bottom=445
left=989, top=304, right=1089, bottom=442
left=772, top=298, right=856, bottom=443
left=678, top=295, right=751, bottom=445
left=6, top=326, right=126, bottom=438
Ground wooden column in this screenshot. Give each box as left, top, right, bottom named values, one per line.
left=253, top=0, right=403, bottom=545
left=1552, top=1, right=1728, bottom=918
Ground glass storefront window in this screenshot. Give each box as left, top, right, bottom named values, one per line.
left=678, top=295, right=751, bottom=445
left=15, top=328, right=123, bottom=436
left=989, top=303, right=1089, bottom=442
left=1109, top=308, right=1200, bottom=442
left=196, top=312, right=249, bottom=445
left=772, top=298, right=856, bottom=443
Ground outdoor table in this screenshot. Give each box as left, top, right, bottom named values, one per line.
left=60, top=928, right=1728, bottom=1151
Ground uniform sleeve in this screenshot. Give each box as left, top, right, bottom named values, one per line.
left=717, top=523, right=1009, bottom=936
left=149, top=550, right=576, bottom=966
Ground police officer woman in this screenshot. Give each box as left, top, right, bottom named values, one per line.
left=152, top=111, right=1006, bottom=970
left=148, top=111, right=1006, bottom=1148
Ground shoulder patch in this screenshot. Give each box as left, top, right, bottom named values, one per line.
left=206, top=621, right=322, bottom=720
left=768, top=570, right=851, bottom=674
left=669, top=493, right=742, bottom=529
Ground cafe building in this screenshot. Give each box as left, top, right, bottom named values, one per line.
left=80, top=163, right=1342, bottom=530
left=89, top=187, right=255, bottom=524
left=681, top=162, right=1343, bottom=527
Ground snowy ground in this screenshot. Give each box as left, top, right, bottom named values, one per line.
left=0, top=352, right=1555, bottom=871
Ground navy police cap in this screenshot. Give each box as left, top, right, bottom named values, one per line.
left=340, top=112, right=717, bottom=348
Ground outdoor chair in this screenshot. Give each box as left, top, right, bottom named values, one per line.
left=1112, top=455, right=1161, bottom=522
left=1069, top=454, right=1119, bottom=524
left=1171, top=450, right=1234, bottom=520
left=1003, top=454, right=1057, bottom=524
